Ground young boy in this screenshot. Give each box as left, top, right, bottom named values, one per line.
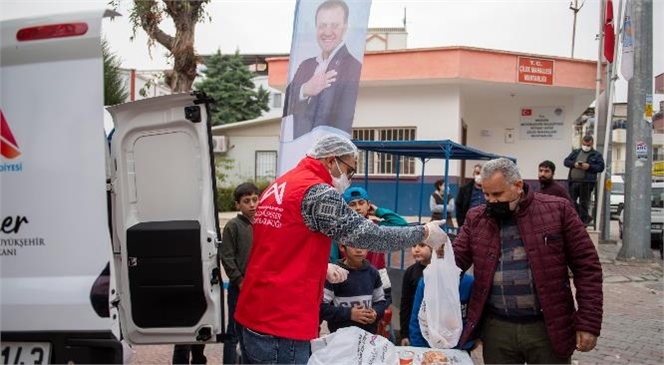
left=340, top=187, right=407, bottom=302
left=320, top=244, right=387, bottom=334
left=399, top=241, right=433, bottom=346
left=219, top=182, right=259, bottom=365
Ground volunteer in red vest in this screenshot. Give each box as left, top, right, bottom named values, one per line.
left=234, top=134, right=447, bottom=364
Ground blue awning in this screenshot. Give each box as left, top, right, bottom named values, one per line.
left=353, top=139, right=516, bottom=162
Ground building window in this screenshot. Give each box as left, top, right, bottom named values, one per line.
left=255, top=151, right=277, bottom=181
left=352, top=127, right=416, bottom=176
left=272, top=93, right=282, bottom=108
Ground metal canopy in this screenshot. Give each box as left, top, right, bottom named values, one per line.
left=353, top=139, right=516, bottom=162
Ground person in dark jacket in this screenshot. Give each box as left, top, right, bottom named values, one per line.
left=537, top=160, right=573, bottom=203
left=448, top=158, right=602, bottom=364
left=563, top=135, right=605, bottom=225
left=455, top=164, right=485, bottom=228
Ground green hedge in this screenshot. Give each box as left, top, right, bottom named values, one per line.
left=216, top=180, right=272, bottom=212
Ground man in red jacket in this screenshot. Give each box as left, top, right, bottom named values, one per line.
left=449, top=157, right=602, bottom=364
left=234, top=134, right=447, bottom=364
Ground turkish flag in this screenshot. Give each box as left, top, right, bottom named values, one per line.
left=604, top=0, right=615, bottom=63
left=521, top=108, right=532, bottom=117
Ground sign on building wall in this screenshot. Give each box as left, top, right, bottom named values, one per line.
left=517, top=57, right=554, bottom=85
left=519, top=107, right=564, bottom=139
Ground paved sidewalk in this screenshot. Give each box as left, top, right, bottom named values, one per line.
left=128, top=218, right=664, bottom=365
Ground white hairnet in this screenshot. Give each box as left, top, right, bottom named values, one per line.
left=307, top=134, right=358, bottom=159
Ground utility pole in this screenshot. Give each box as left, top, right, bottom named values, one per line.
left=618, top=0, right=654, bottom=261
left=570, top=0, right=586, bottom=58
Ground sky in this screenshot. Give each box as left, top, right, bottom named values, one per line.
left=1, top=0, right=663, bottom=104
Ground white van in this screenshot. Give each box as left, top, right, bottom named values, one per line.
left=618, top=181, right=664, bottom=258
left=609, top=175, right=625, bottom=219
left=1, top=10, right=225, bottom=363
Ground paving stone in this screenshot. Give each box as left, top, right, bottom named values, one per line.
left=604, top=275, right=631, bottom=283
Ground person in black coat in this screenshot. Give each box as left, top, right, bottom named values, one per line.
left=455, top=164, right=486, bottom=228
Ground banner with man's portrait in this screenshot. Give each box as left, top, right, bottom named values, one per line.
left=278, top=0, right=372, bottom=175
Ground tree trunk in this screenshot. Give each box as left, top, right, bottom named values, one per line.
left=170, top=15, right=198, bottom=92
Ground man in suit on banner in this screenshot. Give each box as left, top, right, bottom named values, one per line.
left=284, top=0, right=362, bottom=140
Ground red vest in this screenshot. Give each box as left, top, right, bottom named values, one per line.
left=234, top=157, right=333, bottom=340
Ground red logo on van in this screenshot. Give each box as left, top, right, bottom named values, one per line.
left=1, top=110, right=21, bottom=159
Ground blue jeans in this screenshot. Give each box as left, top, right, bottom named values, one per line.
left=237, top=324, right=311, bottom=364
left=223, top=283, right=240, bottom=364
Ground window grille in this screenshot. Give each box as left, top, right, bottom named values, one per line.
left=352, top=127, right=416, bottom=176
left=255, top=151, right=277, bottom=181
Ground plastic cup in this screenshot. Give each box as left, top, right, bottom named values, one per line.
left=399, top=350, right=415, bottom=365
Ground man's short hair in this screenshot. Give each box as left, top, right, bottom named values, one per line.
left=482, top=158, right=521, bottom=184
left=538, top=160, right=556, bottom=173
left=316, top=0, right=349, bottom=24
left=582, top=135, right=594, bottom=143
left=234, top=182, right=259, bottom=202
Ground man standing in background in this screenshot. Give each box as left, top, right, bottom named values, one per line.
left=564, top=136, right=605, bottom=225
left=455, top=164, right=486, bottom=228
left=537, top=160, right=573, bottom=203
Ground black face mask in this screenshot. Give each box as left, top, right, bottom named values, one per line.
left=486, top=201, right=513, bottom=220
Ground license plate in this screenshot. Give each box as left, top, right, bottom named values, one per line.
left=0, top=342, right=51, bottom=365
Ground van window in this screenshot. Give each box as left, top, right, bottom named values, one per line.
left=652, top=188, right=664, bottom=208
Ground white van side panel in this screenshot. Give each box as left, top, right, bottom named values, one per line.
left=1, top=10, right=111, bottom=332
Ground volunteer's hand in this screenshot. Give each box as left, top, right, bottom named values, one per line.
left=576, top=330, right=598, bottom=352
left=400, top=338, right=410, bottom=346
left=424, top=220, right=449, bottom=249
left=326, top=263, right=349, bottom=284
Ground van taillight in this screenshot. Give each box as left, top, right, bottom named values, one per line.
left=16, top=22, right=88, bottom=41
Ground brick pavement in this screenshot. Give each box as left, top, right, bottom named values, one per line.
left=127, top=217, right=663, bottom=364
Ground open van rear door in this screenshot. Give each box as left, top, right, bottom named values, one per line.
left=108, top=92, right=224, bottom=345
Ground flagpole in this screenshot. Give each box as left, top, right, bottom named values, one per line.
left=599, top=0, right=623, bottom=241
left=592, top=0, right=605, bottom=148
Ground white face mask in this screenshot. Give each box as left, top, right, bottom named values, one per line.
left=474, top=174, right=482, bottom=185
left=332, top=160, right=351, bottom=193
left=581, top=145, right=591, bottom=152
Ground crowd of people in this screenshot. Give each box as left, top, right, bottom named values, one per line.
left=174, top=133, right=604, bottom=365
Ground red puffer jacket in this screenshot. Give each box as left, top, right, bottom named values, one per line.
left=453, top=187, right=603, bottom=358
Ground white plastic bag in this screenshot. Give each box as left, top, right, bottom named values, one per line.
left=308, top=326, right=397, bottom=365
left=418, top=237, right=463, bottom=348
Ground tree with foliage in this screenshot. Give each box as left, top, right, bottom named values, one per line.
left=195, top=50, right=270, bottom=125
left=112, top=0, right=210, bottom=92
left=103, top=38, right=128, bottom=105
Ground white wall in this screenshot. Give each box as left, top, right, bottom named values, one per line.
left=217, top=123, right=280, bottom=186
left=461, top=93, right=593, bottom=180
left=355, top=84, right=462, bottom=177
